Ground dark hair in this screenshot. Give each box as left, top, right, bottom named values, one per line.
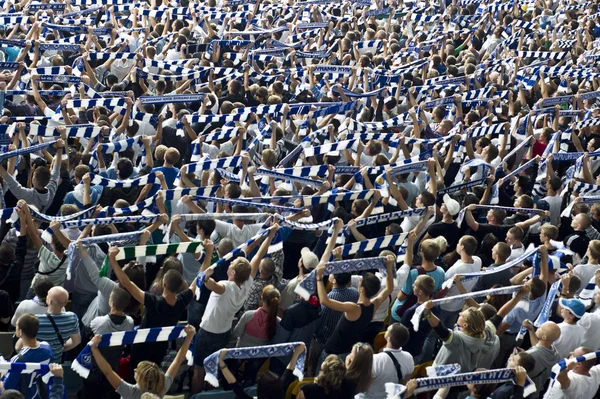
left=16, top=314, right=39, bottom=339
left=256, top=371, right=283, bottom=399
left=33, top=166, right=51, bottom=187
left=517, top=352, right=536, bottom=373
left=110, top=287, right=131, bottom=312
left=33, top=276, right=54, bottom=304
left=388, top=323, right=409, bottom=349
left=196, top=219, right=216, bottom=237
left=334, top=272, right=351, bottom=287
left=117, top=158, right=134, bottom=179
left=163, top=269, right=185, bottom=294
left=0, top=243, right=15, bottom=265
left=361, top=273, right=381, bottom=298
left=530, top=277, right=546, bottom=299
left=420, top=191, right=436, bottom=207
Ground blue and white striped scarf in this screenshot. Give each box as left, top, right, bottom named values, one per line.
left=411, top=285, right=525, bottom=331
left=0, top=140, right=56, bottom=162
left=295, top=257, right=387, bottom=300
left=0, top=362, right=52, bottom=384
left=72, top=326, right=193, bottom=379
left=456, top=205, right=545, bottom=228
left=85, top=172, right=159, bottom=188
left=204, top=343, right=305, bottom=387
left=385, top=368, right=536, bottom=398
left=544, top=350, right=600, bottom=399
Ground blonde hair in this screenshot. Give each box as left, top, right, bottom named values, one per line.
left=316, top=355, right=346, bottom=393
left=431, top=236, right=448, bottom=253
left=462, top=308, right=486, bottom=339
left=140, top=394, right=160, bottom=399
left=135, top=361, right=165, bottom=395
left=590, top=240, right=600, bottom=260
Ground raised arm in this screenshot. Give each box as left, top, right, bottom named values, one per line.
left=90, top=335, right=123, bottom=390
left=371, top=255, right=395, bottom=310
left=250, top=224, right=279, bottom=278
left=108, top=245, right=145, bottom=304
left=464, top=203, right=480, bottom=231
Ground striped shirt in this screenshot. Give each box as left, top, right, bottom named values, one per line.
left=36, top=312, right=80, bottom=361
left=314, top=287, right=360, bottom=346
left=31, top=246, right=67, bottom=288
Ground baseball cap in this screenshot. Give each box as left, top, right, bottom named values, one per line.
left=560, top=298, right=586, bottom=318
left=443, top=194, right=460, bottom=216
left=301, top=248, right=319, bottom=270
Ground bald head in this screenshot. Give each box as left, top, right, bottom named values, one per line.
left=538, top=321, right=561, bottom=343
left=47, top=287, right=69, bottom=310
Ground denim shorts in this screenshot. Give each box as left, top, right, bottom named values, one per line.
left=193, top=327, right=231, bottom=367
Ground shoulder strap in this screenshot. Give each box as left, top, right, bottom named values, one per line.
left=45, top=314, right=64, bottom=346
left=415, top=266, right=427, bottom=275
left=37, top=256, right=67, bottom=276
left=385, top=351, right=403, bottom=383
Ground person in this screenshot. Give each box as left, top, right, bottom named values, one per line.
left=399, top=275, right=437, bottom=359
left=553, top=298, right=587, bottom=359
left=424, top=300, right=498, bottom=373
left=217, top=343, right=305, bottom=399
left=358, top=323, right=414, bottom=399
left=90, top=324, right=196, bottom=399
left=11, top=277, right=53, bottom=327
left=522, top=321, right=562, bottom=398
left=232, top=285, right=281, bottom=384
left=278, top=248, right=319, bottom=314
left=30, top=286, right=80, bottom=362
left=0, top=205, right=28, bottom=303
left=342, top=342, right=374, bottom=397
left=572, top=240, right=600, bottom=295
left=107, top=241, right=196, bottom=369
left=2, top=314, right=53, bottom=399
left=297, top=355, right=346, bottom=399
left=0, top=139, right=64, bottom=213
left=490, top=351, right=536, bottom=398
left=243, top=257, right=279, bottom=312
left=82, top=287, right=134, bottom=399
left=545, top=347, right=600, bottom=398
left=316, top=220, right=395, bottom=364
left=192, top=224, right=278, bottom=393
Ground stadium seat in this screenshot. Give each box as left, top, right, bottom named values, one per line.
left=373, top=331, right=386, bottom=353
left=0, top=332, right=14, bottom=359
left=285, top=380, right=299, bottom=399
left=411, top=361, right=433, bottom=378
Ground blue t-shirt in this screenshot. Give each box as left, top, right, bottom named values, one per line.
left=503, top=294, right=547, bottom=334
left=148, top=166, right=180, bottom=196
left=5, top=343, right=54, bottom=399
left=391, top=266, right=446, bottom=322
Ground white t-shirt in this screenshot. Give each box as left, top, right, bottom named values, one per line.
left=545, top=366, right=600, bottom=398
left=572, top=263, right=600, bottom=295
left=580, top=311, right=600, bottom=349
left=554, top=322, right=586, bottom=359
left=441, top=257, right=483, bottom=312
left=507, top=245, right=525, bottom=263
left=214, top=221, right=264, bottom=248
left=543, top=194, right=562, bottom=226
left=201, top=277, right=254, bottom=334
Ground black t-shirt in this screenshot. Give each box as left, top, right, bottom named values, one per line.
left=474, top=223, right=507, bottom=243
left=300, top=383, right=342, bottom=399
left=427, top=221, right=460, bottom=253
left=0, top=290, right=13, bottom=332
left=141, top=289, right=194, bottom=329
left=400, top=302, right=440, bottom=357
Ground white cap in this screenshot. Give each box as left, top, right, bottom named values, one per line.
left=443, top=194, right=460, bottom=216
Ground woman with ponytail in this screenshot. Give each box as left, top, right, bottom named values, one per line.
left=233, top=284, right=281, bottom=347
left=233, top=285, right=281, bottom=385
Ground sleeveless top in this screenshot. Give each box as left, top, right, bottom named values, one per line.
left=324, top=303, right=375, bottom=355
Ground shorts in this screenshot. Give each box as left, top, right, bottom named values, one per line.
left=193, top=327, right=231, bottom=367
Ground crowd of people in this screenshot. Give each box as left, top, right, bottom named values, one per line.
left=1, top=0, right=600, bottom=398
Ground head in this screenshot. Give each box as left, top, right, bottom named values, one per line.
left=162, top=269, right=185, bottom=294
left=572, top=213, right=591, bottom=231
left=256, top=371, right=284, bottom=399
left=32, top=166, right=51, bottom=189
left=457, top=235, right=478, bottom=257
left=540, top=223, right=558, bottom=243
left=228, top=258, right=252, bottom=285
left=108, top=287, right=131, bottom=313
left=345, top=343, right=374, bottom=393
left=259, top=258, right=275, bottom=280
left=571, top=347, right=596, bottom=373
left=261, top=285, right=280, bottom=341
left=359, top=272, right=381, bottom=298
left=385, top=323, right=410, bottom=349
left=534, top=321, right=561, bottom=343
left=507, top=351, right=535, bottom=373
left=486, top=208, right=506, bottom=225
left=164, top=148, right=180, bottom=166
left=33, top=276, right=54, bottom=305
left=134, top=361, right=165, bottom=395
left=588, top=240, right=600, bottom=261
left=0, top=242, right=15, bottom=267
left=413, top=275, right=435, bottom=299
left=331, top=272, right=352, bottom=288
left=46, top=287, right=69, bottom=310
left=16, top=314, right=39, bottom=340
left=559, top=298, right=585, bottom=324
left=315, top=355, right=346, bottom=393
left=420, top=239, right=441, bottom=262
left=492, top=242, right=511, bottom=264
left=506, top=227, right=524, bottom=247
left=217, top=238, right=235, bottom=258
left=456, top=307, right=486, bottom=338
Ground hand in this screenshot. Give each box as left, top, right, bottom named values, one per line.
left=49, top=364, right=63, bottom=378
left=203, top=238, right=214, bottom=253
left=424, top=300, right=435, bottom=311
left=55, top=139, right=65, bottom=149
left=82, top=173, right=91, bottom=185
left=385, top=254, right=395, bottom=267
left=159, top=213, right=169, bottom=225
left=518, top=284, right=531, bottom=296
left=172, top=214, right=182, bottom=225
left=514, top=365, right=528, bottom=387
left=108, top=246, right=120, bottom=259
left=204, top=265, right=216, bottom=279
left=405, top=380, right=418, bottom=397
left=466, top=204, right=477, bottom=212
left=316, top=263, right=326, bottom=279
left=181, top=195, right=193, bottom=204
left=332, top=247, right=342, bottom=258
left=523, top=319, right=534, bottom=331
left=219, top=348, right=228, bottom=362
left=453, top=274, right=463, bottom=285
left=184, top=324, right=196, bottom=338
left=90, top=335, right=102, bottom=348
left=347, top=219, right=356, bottom=229
left=407, top=230, right=417, bottom=243
left=49, top=221, right=61, bottom=231
left=293, top=343, right=306, bottom=357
